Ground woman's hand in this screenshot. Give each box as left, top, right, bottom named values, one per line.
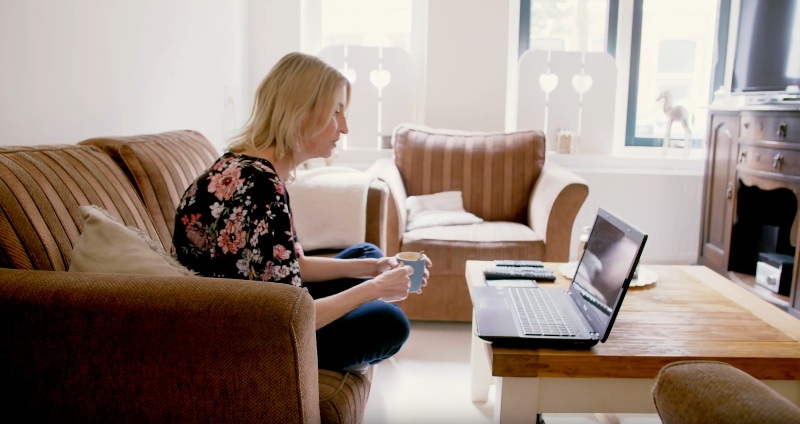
left=371, top=254, right=433, bottom=296
left=374, top=256, right=400, bottom=275
left=371, top=266, right=414, bottom=302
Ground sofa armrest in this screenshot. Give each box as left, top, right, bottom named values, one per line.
left=366, top=157, right=407, bottom=256
left=0, top=268, right=320, bottom=423
left=528, top=161, right=589, bottom=261
left=653, top=360, right=800, bottom=424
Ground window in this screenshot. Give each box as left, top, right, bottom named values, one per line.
left=319, top=0, right=413, bottom=50
left=523, top=0, right=609, bottom=55
left=303, top=0, right=426, bottom=151
left=628, top=0, right=723, bottom=148
left=519, top=0, right=731, bottom=151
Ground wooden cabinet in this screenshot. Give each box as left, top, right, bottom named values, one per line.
left=699, top=111, right=740, bottom=274
left=699, top=107, right=800, bottom=317
left=738, top=112, right=800, bottom=182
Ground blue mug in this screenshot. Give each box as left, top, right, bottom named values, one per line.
left=396, top=252, right=426, bottom=292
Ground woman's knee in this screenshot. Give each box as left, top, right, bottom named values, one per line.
left=369, top=302, right=410, bottom=344
left=336, top=242, right=384, bottom=260
left=316, top=302, right=410, bottom=368
left=356, top=242, right=384, bottom=259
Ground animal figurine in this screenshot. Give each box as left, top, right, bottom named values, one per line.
left=657, top=90, right=694, bottom=155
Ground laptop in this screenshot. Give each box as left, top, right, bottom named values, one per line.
left=471, top=207, right=648, bottom=349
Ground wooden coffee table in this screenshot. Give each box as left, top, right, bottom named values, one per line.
left=467, top=261, right=800, bottom=424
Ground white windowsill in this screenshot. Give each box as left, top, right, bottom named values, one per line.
left=547, top=149, right=706, bottom=176
left=312, top=147, right=706, bottom=176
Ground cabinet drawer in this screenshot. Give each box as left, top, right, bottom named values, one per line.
left=738, top=144, right=800, bottom=177
left=740, top=113, right=800, bottom=143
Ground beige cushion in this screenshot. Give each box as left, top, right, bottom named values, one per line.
left=405, top=191, right=483, bottom=231
left=405, top=221, right=539, bottom=242
left=69, top=205, right=194, bottom=276
left=287, top=167, right=371, bottom=251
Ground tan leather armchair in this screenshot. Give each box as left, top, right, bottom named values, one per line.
left=367, top=124, right=589, bottom=321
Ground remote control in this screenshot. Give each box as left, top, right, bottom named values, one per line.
left=483, top=267, right=557, bottom=281
left=494, top=260, right=544, bottom=268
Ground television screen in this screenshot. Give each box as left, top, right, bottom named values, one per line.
left=732, top=0, right=800, bottom=93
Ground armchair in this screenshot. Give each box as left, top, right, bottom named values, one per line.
left=653, top=360, right=800, bottom=423
left=368, top=124, right=589, bottom=321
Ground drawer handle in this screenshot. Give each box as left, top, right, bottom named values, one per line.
left=739, top=150, right=747, bottom=163
left=773, top=153, right=784, bottom=170
left=743, top=121, right=750, bottom=129
left=778, top=122, right=788, bottom=138
left=726, top=182, right=734, bottom=199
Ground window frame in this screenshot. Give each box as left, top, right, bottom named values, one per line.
left=624, top=0, right=731, bottom=148
left=518, top=0, right=732, bottom=149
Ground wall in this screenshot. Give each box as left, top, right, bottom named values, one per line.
left=0, top=0, right=247, bottom=151
left=246, top=0, right=301, bottom=107
left=424, top=0, right=511, bottom=131
left=551, top=155, right=704, bottom=264
left=0, top=0, right=704, bottom=264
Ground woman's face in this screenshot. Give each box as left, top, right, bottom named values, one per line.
left=303, top=85, right=349, bottom=160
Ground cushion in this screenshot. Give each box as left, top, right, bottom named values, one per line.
left=405, top=191, right=483, bottom=231
left=69, top=205, right=195, bottom=276
left=287, top=167, right=371, bottom=251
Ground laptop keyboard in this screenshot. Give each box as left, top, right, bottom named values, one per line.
left=509, top=287, right=577, bottom=337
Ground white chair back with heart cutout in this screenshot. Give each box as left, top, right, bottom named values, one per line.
left=319, top=45, right=414, bottom=150
left=517, top=50, right=616, bottom=154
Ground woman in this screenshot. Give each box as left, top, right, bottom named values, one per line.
left=173, top=52, right=430, bottom=373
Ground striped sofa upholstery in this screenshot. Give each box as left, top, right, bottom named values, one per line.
left=0, top=144, right=161, bottom=270
left=78, top=130, right=220, bottom=254
left=0, top=137, right=376, bottom=423
left=368, top=124, right=589, bottom=321
left=319, top=368, right=373, bottom=424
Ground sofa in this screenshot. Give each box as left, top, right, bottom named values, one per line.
left=0, top=130, right=391, bottom=423
left=368, top=124, right=589, bottom=321
left=653, top=360, right=800, bottom=423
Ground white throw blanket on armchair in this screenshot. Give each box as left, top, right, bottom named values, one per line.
left=286, top=166, right=370, bottom=252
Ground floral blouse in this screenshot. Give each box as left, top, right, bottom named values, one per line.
left=173, top=152, right=303, bottom=286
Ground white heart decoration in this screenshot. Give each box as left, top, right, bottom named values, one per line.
left=539, top=73, right=559, bottom=94
left=370, top=69, right=391, bottom=90
left=339, top=68, right=357, bottom=83
left=572, top=74, right=593, bottom=95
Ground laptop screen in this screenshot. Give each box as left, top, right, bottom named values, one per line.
left=568, top=208, right=647, bottom=341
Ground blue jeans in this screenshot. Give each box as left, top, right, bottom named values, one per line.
left=304, top=243, right=410, bottom=371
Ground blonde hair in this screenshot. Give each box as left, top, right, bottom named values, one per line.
left=228, top=52, right=350, bottom=164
